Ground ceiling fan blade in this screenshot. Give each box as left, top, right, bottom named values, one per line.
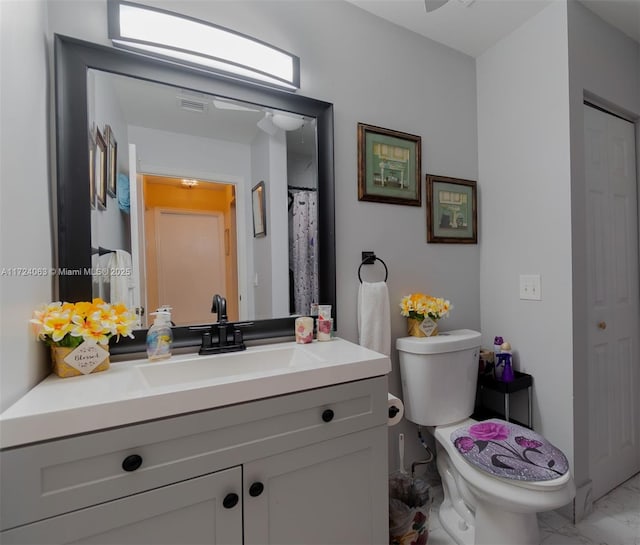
left=424, top=0, right=449, bottom=12
left=212, top=98, right=259, bottom=112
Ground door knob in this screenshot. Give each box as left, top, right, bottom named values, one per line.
left=598, top=321, right=607, bottom=330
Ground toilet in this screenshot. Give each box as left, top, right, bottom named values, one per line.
left=397, top=329, right=575, bottom=545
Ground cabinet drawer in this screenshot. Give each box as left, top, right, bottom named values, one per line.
left=1, top=376, right=387, bottom=530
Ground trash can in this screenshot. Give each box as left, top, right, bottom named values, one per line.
left=389, top=471, right=432, bottom=545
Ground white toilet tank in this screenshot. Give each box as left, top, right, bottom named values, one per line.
left=397, top=329, right=481, bottom=427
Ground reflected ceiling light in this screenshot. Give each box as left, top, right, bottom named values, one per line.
left=181, top=179, right=198, bottom=188
left=257, top=112, right=305, bottom=135
left=107, top=0, right=300, bottom=90
left=272, top=113, right=305, bottom=131
left=257, top=112, right=279, bottom=136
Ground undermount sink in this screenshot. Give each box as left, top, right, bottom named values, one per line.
left=138, top=344, right=323, bottom=388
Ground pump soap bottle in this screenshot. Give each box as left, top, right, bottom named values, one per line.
left=146, top=306, right=173, bottom=361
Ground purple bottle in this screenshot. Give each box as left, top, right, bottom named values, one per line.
left=501, top=353, right=514, bottom=382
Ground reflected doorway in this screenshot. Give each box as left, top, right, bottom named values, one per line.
left=142, top=174, right=238, bottom=325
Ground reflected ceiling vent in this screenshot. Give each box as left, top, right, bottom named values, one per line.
left=176, top=91, right=209, bottom=113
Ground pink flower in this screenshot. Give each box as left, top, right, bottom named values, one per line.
left=515, top=436, right=543, bottom=449
left=454, top=436, right=476, bottom=453
left=468, top=421, right=509, bottom=441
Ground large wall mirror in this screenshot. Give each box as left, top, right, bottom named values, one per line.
left=55, top=35, right=335, bottom=354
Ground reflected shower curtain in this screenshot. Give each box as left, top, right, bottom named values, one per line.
left=291, top=191, right=318, bottom=315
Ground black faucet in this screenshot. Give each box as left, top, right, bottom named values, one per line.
left=199, top=294, right=246, bottom=355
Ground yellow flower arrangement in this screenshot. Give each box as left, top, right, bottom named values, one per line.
left=399, top=293, right=452, bottom=321
left=31, top=298, right=136, bottom=348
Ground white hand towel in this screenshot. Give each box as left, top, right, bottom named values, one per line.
left=357, top=281, right=391, bottom=356
left=107, top=250, right=133, bottom=307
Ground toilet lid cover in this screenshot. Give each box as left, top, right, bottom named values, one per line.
left=450, top=419, right=569, bottom=482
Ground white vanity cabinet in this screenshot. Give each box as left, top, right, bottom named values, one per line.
left=0, top=376, right=388, bottom=545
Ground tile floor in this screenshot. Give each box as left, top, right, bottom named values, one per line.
left=425, top=472, right=639, bottom=545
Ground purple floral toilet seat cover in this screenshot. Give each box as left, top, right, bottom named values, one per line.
left=450, top=419, right=569, bottom=482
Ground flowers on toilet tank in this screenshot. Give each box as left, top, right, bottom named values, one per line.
left=399, top=293, right=451, bottom=321
left=31, top=298, right=135, bottom=348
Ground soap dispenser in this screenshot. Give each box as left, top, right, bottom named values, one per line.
left=146, top=306, right=173, bottom=361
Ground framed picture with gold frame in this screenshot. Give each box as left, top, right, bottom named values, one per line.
left=357, top=123, right=421, bottom=206
left=426, top=174, right=477, bottom=244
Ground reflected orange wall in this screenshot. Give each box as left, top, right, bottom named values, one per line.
left=143, top=177, right=238, bottom=322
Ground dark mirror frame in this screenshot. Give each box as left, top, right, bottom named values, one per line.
left=54, top=34, right=336, bottom=355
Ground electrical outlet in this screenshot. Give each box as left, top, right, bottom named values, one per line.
left=519, top=274, right=541, bottom=300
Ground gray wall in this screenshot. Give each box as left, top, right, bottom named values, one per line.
left=2, top=1, right=479, bottom=470
left=0, top=0, right=51, bottom=411
left=477, top=1, right=574, bottom=462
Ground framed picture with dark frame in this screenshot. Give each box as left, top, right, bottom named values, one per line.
left=252, top=181, right=266, bottom=237
left=104, top=124, right=117, bottom=197
left=95, top=127, right=107, bottom=210
left=357, top=123, right=421, bottom=206
left=426, top=174, right=477, bottom=244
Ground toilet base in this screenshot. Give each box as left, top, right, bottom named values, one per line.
left=436, top=442, right=542, bottom=545
left=475, top=503, right=539, bottom=545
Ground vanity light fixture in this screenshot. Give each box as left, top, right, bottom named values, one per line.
left=107, top=0, right=301, bottom=90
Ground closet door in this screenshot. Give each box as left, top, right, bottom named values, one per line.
left=584, top=103, right=639, bottom=500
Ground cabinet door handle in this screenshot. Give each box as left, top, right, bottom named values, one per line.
left=322, top=409, right=334, bottom=422
left=121, top=454, right=143, bottom=472
left=223, top=493, right=239, bottom=509
left=598, top=321, right=607, bottom=330
left=249, top=482, right=264, bottom=497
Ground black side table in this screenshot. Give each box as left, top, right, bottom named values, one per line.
left=476, top=371, right=533, bottom=428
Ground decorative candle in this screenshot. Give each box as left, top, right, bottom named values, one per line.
left=316, top=318, right=333, bottom=341
left=295, top=317, right=314, bottom=344
left=317, top=305, right=332, bottom=320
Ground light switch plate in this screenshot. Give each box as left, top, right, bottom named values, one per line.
left=520, top=274, right=541, bottom=300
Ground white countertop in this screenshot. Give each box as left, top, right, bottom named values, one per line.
left=0, top=338, right=390, bottom=449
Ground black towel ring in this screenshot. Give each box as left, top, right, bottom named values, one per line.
left=358, top=256, right=388, bottom=283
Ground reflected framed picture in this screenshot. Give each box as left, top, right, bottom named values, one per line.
left=426, top=174, right=477, bottom=244
left=252, top=181, right=266, bottom=237
left=357, top=123, right=421, bottom=206
left=95, top=127, right=107, bottom=210
left=88, top=128, right=96, bottom=209
left=104, top=124, right=117, bottom=197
